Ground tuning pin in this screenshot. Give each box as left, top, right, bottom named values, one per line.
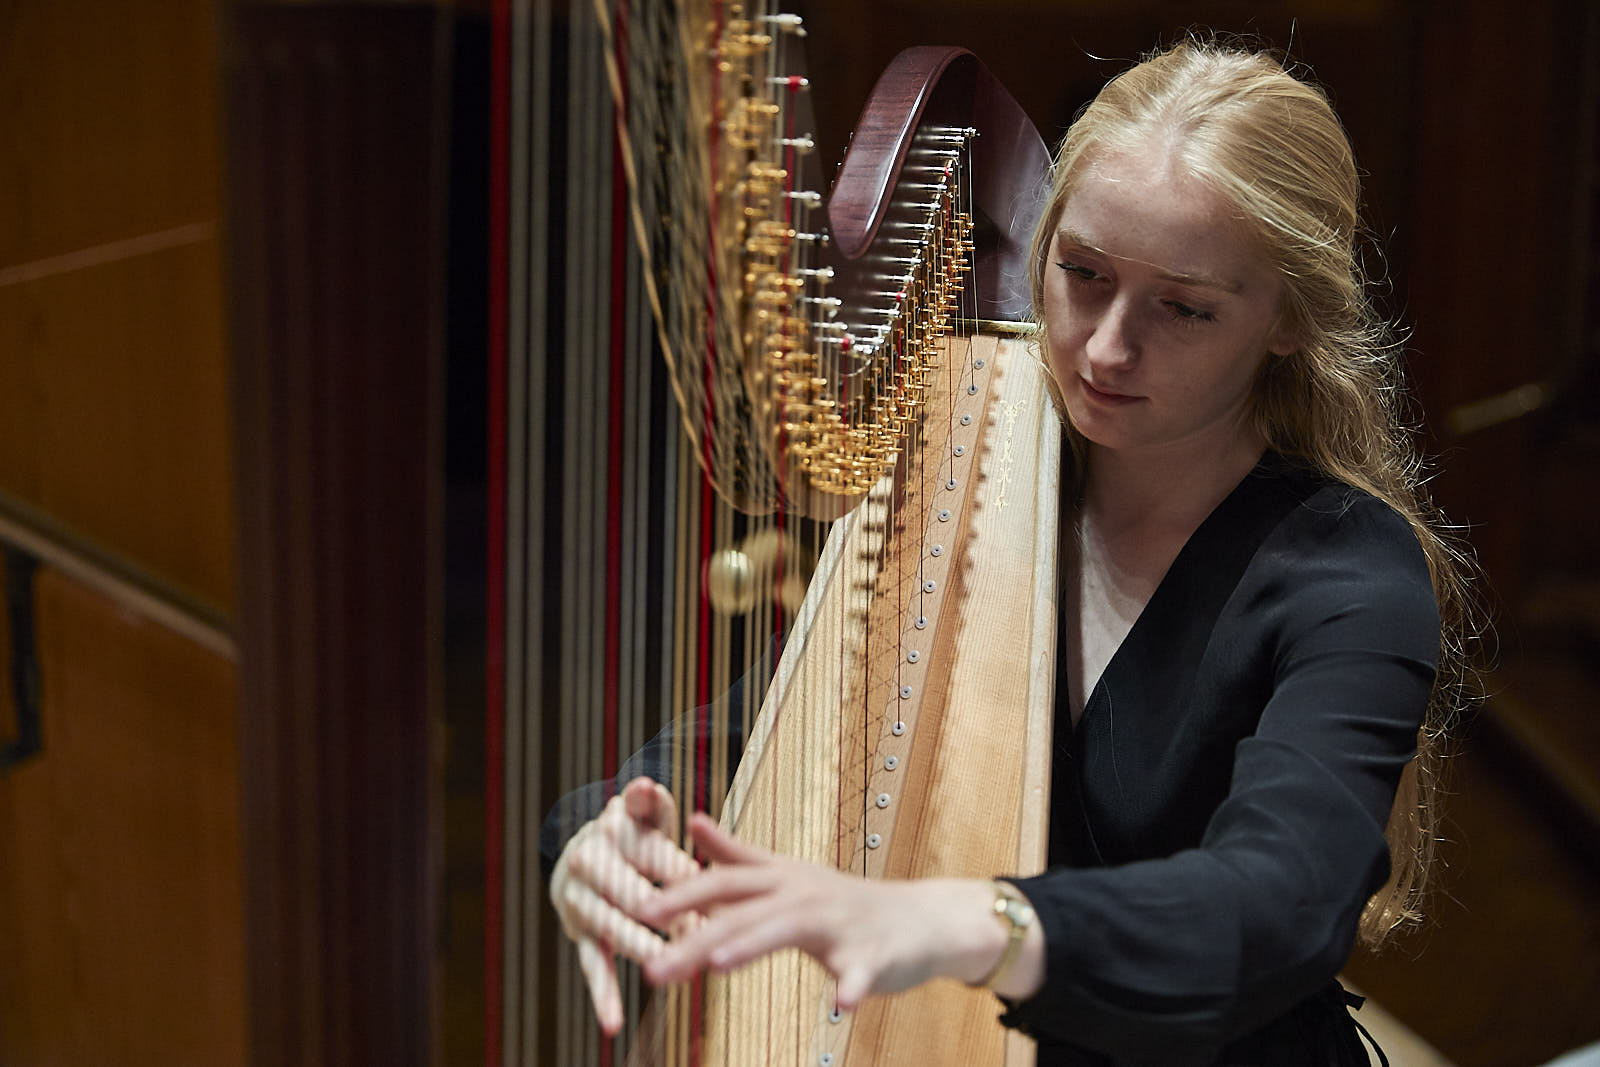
left=762, top=13, right=805, bottom=35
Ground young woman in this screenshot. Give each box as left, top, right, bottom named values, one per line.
left=551, top=39, right=1478, bottom=1065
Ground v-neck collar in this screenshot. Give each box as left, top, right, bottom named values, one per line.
left=1063, top=450, right=1313, bottom=736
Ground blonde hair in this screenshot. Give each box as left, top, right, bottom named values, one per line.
left=1031, top=38, right=1481, bottom=949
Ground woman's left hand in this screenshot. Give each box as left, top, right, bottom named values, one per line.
left=637, top=812, right=1010, bottom=1010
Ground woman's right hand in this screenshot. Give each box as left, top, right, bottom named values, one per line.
left=550, top=776, right=702, bottom=1034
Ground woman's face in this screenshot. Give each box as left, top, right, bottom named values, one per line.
left=1042, top=144, right=1295, bottom=460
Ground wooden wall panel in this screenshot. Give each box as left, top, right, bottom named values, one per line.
left=0, top=242, right=235, bottom=611
left=0, top=0, right=221, bottom=265
left=1342, top=5, right=1600, bottom=1063
left=1391, top=0, right=1585, bottom=606
left=0, top=0, right=234, bottom=612
left=0, top=0, right=244, bottom=1063
left=0, top=568, right=244, bottom=1067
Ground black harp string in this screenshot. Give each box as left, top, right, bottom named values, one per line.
left=559, top=3, right=602, bottom=1063
left=509, top=0, right=549, bottom=1061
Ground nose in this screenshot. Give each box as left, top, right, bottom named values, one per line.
left=1084, top=295, right=1140, bottom=373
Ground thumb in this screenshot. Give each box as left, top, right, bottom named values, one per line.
left=687, top=812, right=769, bottom=866
left=622, top=777, right=677, bottom=835
left=835, top=962, right=875, bottom=1013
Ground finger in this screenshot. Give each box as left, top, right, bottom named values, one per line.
left=640, top=864, right=781, bottom=926
left=686, top=812, right=771, bottom=867
left=576, top=935, right=624, bottom=1036
left=550, top=822, right=598, bottom=939
left=696, top=904, right=808, bottom=976
left=612, top=816, right=701, bottom=888
left=566, top=835, right=669, bottom=929
left=623, top=776, right=679, bottom=836
left=563, top=878, right=667, bottom=965
left=835, top=961, right=875, bottom=1012
left=669, top=908, right=705, bottom=942
left=645, top=884, right=816, bottom=983
left=601, top=800, right=700, bottom=887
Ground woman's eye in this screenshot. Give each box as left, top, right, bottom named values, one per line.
left=1165, top=300, right=1216, bottom=324
left=1055, top=260, right=1099, bottom=282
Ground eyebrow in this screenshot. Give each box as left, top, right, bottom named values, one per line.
left=1055, top=229, right=1245, bottom=295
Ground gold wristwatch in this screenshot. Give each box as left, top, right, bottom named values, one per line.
left=975, top=881, right=1034, bottom=991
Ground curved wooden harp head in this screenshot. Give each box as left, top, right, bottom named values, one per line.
left=559, top=10, right=1060, bottom=1067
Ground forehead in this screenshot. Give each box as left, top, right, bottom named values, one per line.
left=1057, top=147, right=1272, bottom=289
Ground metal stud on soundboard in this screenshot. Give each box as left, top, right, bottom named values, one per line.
left=876, top=793, right=891, bottom=809
left=930, top=544, right=943, bottom=557
left=885, top=755, right=899, bottom=770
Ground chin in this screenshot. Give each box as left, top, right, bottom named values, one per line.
left=1063, top=402, right=1124, bottom=449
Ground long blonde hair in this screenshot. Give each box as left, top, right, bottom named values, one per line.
left=1031, top=38, right=1481, bottom=949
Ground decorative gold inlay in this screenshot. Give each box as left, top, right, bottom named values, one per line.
left=992, top=399, right=1026, bottom=510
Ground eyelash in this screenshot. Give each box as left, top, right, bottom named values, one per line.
left=1055, top=260, right=1217, bottom=327
left=1166, top=301, right=1215, bottom=326
left=1056, top=260, right=1099, bottom=282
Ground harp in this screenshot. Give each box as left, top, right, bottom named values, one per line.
left=492, top=5, right=1057, bottom=1064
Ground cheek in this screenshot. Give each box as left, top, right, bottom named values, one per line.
left=1188, top=346, right=1270, bottom=410
left=1042, top=318, right=1080, bottom=388
left=1041, top=282, right=1085, bottom=363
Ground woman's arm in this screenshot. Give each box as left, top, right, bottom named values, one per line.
left=999, top=491, right=1440, bottom=1060
left=641, top=813, right=1048, bottom=1007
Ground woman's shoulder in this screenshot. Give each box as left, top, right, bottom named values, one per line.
left=1242, top=452, right=1439, bottom=651
left=1249, top=452, right=1427, bottom=566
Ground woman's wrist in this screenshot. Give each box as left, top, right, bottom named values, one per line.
left=938, top=879, right=1046, bottom=1000
left=972, top=881, right=1035, bottom=990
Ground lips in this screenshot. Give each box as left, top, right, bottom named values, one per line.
left=1079, top=376, right=1140, bottom=404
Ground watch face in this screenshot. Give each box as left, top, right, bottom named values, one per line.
left=1004, top=898, right=1034, bottom=926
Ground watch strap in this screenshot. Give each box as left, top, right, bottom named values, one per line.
left=974, top=880, right=1034, bottom=991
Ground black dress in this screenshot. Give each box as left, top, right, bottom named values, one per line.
left=1000, top=452, right=1437, bottom=1065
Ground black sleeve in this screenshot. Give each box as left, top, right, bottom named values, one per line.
left=1001, top=496, right=1439, bottom=1063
